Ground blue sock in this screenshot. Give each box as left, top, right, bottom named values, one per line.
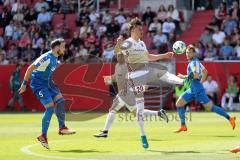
left=55, top=100, right=65, bottom=128
left=211, top=105, right=230, bottom=120
left=42, top=107, right=54, bottom=136
left=177, top=106, right=186, bottom=125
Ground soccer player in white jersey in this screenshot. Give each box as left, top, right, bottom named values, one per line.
left=94, top=36, right=169, bottom=138
left=113, top=18, right=184, bottom=149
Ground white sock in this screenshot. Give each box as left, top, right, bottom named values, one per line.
left=143, top=109, right=158, bottom=117
left=160, top=72, right=184, bottom=85
left=103, top=111, right=116, bottom=131
left=136, top=97, right=146, bottom=136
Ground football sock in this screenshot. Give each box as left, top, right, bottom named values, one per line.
left=103, top=111, right=116, bottom=131
left=55, top=100, right=65, bottom=128
left=211, top=105, right=230, bottom=120
left=177, top=106, right=186, bottom=125
left=136, top=97, right=146, bottom=136
left=42, top=107, right=54, bottom=136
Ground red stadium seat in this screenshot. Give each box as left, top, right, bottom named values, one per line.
left=65, top=14, right=77, bottom=28
left=0, top=5, right=3, bottom=12
left=69, top=27, right=80, bottom=38
left=0, top=28, right=3, bottom=36
left=52, top=14, right=64, bottom=28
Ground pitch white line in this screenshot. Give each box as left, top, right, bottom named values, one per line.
left=21, top=140, right=97, bottom=160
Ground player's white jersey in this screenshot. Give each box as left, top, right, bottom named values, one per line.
left=121, top=37, right=148, bottom=64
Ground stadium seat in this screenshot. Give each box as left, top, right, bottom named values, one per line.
left=0, top=5, right=3, bottom=12
left=0, top=28, right=4, bottom=36
left=65, top=14, right=77, bottom=28
left=52, top=14, right=65, bottom=27
left=69, top=27, right=80, bottom=38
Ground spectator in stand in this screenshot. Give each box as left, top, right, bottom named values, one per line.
left=12, top=22, right=25, bottom=41
left=152, top=30, right=167, bottom=49
left=221, top=75, right=239, bottom=111
left=219, top=39, right=234, bottom=60
left=4, top=21, right=14, bottom=39
left=11, top=0, right=23, bottom=14
left=70, top=32, right=82, bottom=48
left=230, top=27, right=239, bottom=46
left=37, top=7, right=52, bottom=26
left=0, top=6, right=12, bottom=28
left=50, top=0, right=61, bottom=13
left=22, top=44, right=36, bottom=62
left=214, top=2, right=227, bottom=27
left=204, top=52, right=215, bottom=61
left=234, top=39, right=240, bottom=60
left=89, top=44, right=99, bottom=61
left=157, top=5, right=167, bottom=23
left=3, top=0, right=15, bottom=6
left=76, top=44, right=88, bottom=62
left=77, top=7, right=89, bottom=25
left=0, top=51, right=9, bottom=64
left=229, top=1, right=240, bottom=21
left=39, top=42, right=48, bottom=55
left=6, top=43, right=18, bottom=59
left=195, top=41, right=206, bottom=60
left=203, top=75, right=219, bottom=104
left=162, top=16, right=175, bottom=37
left=24, top=8, right=37, bottom=26
left=80, top=20, right=91, bottom=38
left=222, top=14, right=237, bottom=36
left=89, top=9, right=100, bottom=25
left=96, top=22, right=107, bottom=39
left=102, top=9, right=112, bottom=25
left=142, top=6, right=155, bottom=26
left=205, top=42, right=217, bottom=58
left=148, top=17, right=161, bottom=33
left=167, top=5, right=180, bottom=24
left=120, top=16, right=130, bottom=36
left=102, top=43, right=114, bottom=62
left=0, top=35, right=4, bottom=48
left=18, top=31, right=31, bottom=51
left=59, top=0, right=74, bottom=14
left=106, top=19, right=120, bottom=37
left=13, top=10, right=24, bottom=23
left=199, top=28, right=213, bottom=46
left=34, top=0, right=49, bottom=13
left=212, top=26, right=226, bottom=46
left=114, top=8, right=126, bottom=25
left=31, top=32, right=43, bottom=57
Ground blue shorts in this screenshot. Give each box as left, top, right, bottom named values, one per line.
left=30, top=82, right=61, bottom=106
left=181, top=88, right=210, bottom=104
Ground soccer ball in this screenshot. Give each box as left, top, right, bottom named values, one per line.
left=172, top=41, right=186, bottom=54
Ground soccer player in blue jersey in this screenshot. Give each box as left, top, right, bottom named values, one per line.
left=19, top=38, right=76, bottom=149
left=175, top=44, right=236, bottom=133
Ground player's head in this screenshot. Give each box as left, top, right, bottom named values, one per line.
left=186, top=44, right=196, bottom=60
left=128, top=17, right=143, bottom=39
left=51, top=38, right=65, bottom=56
left=16, top=63, right=21, bottom=71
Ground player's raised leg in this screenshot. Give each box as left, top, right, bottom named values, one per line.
left=203, top=101, right=236, bottom=130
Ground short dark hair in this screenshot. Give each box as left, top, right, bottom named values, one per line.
left=128, top=17, right=143, bottom=33
left=51, top=38, right=65, bottom=49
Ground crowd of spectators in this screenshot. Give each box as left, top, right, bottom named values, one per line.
left=0, top=0, right=183, bottom=64
left=198, top=1, right=240, bottom=61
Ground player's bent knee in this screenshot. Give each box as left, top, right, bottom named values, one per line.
left=176, top=97, right=186, bottom=107
left=44, top=102, right=54, bottom=108
left=204, top=101, right=213, bottom=110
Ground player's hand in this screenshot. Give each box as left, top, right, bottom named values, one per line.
left=103, top=76, right=112, bottom=85
left=18, top=85, right=26, bottom=94
left=177, top=73, right=185, bottom=79
left=165, top=52, right=174, bottom=59
left=116, top=35, right=123, bottom=45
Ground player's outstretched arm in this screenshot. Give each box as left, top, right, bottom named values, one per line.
left=19, top=64, right=36, bottom=94
left=147, top=52, right=174, bottom=61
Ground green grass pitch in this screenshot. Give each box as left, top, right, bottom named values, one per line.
left=1, top=112, right=240, bottom=160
